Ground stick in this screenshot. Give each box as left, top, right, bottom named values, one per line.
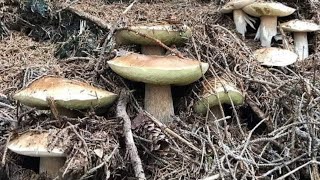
left=65, top=6, right=111, bottom=30
left=122, top=27, right=185, bottom=58
left=117, top=90, right=146, bottom=180
left=144, top=111, right=202, bottom=154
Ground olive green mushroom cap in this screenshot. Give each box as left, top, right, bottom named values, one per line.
left=108, top=53, right=209, bottom=86
left=194, top=79, right=244, bottom=115
left=115, top=22, right=192, bottom=46
left=8, top=132, right=65, bottom=157
left=13, top=76, right=118, bottom=110
left=221, top=0, right=256, bottom=13
left=253, top=47, right=298, bottom=67
left=280, top=19, right=320, bottom=32
left=243, top=2, right=296, bottom=17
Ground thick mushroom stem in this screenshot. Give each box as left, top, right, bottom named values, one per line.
left=255, top=16, right=277, bottom=47
left=145, top=85, right=174, bottom=123
left=293, top=32, right=309, bottom=60
left=39, top=157, right=65, bottom=177
left=141, top=45, right=174, bottom=124
left=233, top=9, right=256, bottom=37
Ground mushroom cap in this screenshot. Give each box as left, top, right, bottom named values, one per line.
left=280, top=19, right=320, bottom=32
left=194, top=79, right=244, bottom=115
left=108, top=53, right=209, bottom=86
left=221, top=0, right=256, bottom=13
left=115, top=23, right=192, bottom=46
left=253, top=47, right=298, bottom=67
left=8, top=132, right=65, bottom=157
left=13, top=76, right=118, bottom=110
left=242, top=2, right=296, bottom=17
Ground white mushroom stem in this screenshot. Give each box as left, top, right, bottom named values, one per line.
left=293, top=32, right=309, bottom=60
left=255, top=16, right=277, bottom=47
left=39, top=157, right=65, bottom=177
left=141, top=45, right=174, bottom=124
left=233, top=9, right=256, bottom=37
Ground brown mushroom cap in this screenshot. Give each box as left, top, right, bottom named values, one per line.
left=280, top=19, right=320, bottom=32
left=115, top=23, right=192, bottom=46
left=13, top=76, right=118, bottom=110
left=8, top=132, right=65, bottom=157
left=243, top=2, right=296, bottom=17
left=108, top=53, right=209, bottom=86
left=194, top=79, right=244, bottom=115
left=253, top=47, right=298, bottom=66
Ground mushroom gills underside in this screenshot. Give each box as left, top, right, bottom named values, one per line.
left=233, top=9, right=256, bottom=36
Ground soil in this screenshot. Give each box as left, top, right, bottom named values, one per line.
left=0, top=0, right=319, bottom=179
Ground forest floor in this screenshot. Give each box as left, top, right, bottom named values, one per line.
left=0, top=0, right=320, bottom=179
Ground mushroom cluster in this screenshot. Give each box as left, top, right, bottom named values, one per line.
left=221, top=1, right=319, bottom=63
left=9, top=76, right=118, bottom=178
left=109, top=22, right=209, bottom=124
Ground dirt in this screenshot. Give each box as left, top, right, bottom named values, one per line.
left=0, top=0, right=320, bottom=179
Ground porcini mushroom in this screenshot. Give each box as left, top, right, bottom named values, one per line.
left=8, top=131, right=65, bottom=178
left=253, top=47, right=298, bottom=67
left=13, top=76, right=118, bottom=115
left=115, top=22, right=192, bottom=55
left=108, top=53, right=209, bottom=123
left=243, top=2, right=296, bottom=47
left=220, top=0, right=256, bottom=37
left=280, top=19, right=320, bottom=60
left=194, top=78, right=244, bottom=121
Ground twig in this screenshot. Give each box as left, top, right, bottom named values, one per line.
left=144, top=111, right=202, bottom=154
left=0, top=102, right=15, bottom=109
left=122, top=27, right=185, bottom=58
left=117, top=90, right=146, bottom=180
left=79, top=145, right=119, bottom=180
left=65, top=6, right=111, bottom=30
left=246, top=97, right=273, bottom=131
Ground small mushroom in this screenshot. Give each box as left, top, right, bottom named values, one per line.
left=220, top=0, right=256, bottom=37
left=253, top=47, right=298, bottom=67
left=280, top=19, right=320, bottom=60
left=115, top=22, right=192, bottom=55
left=108, top=53, right=209, bottom=123
left=13, top=76, right=118, bottom=115
left=194, top=78, right=244, bottom=121
left=243, top=2, right=296, bottom=47
left=8, top=131, right=65, bottom=178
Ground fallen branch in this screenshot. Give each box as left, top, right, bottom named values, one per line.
left=117, top=90, right=146, bottom=180
left=65, top=6, right=111, bottom=30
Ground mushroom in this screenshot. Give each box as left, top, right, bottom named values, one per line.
left=108, top=53, right=209, bottom=123
left=194, top=78, right=244, bottom=121
left=8, top=131, right=65, bottom=178
left=253, top=47, right=298, bottom=67
left=242, top=2, right=296, bottom=47
left=13, top=76, right=118, bottom=116
left=220, top=0, right=256, bottom=37
left=280, top=19, right=320, bottom=60
left=115, top=22, right=192, bottom=55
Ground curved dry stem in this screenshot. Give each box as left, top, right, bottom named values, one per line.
left=255, top=16, right=277, bottom=47
left=293, top=32, right=309, bottom=60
